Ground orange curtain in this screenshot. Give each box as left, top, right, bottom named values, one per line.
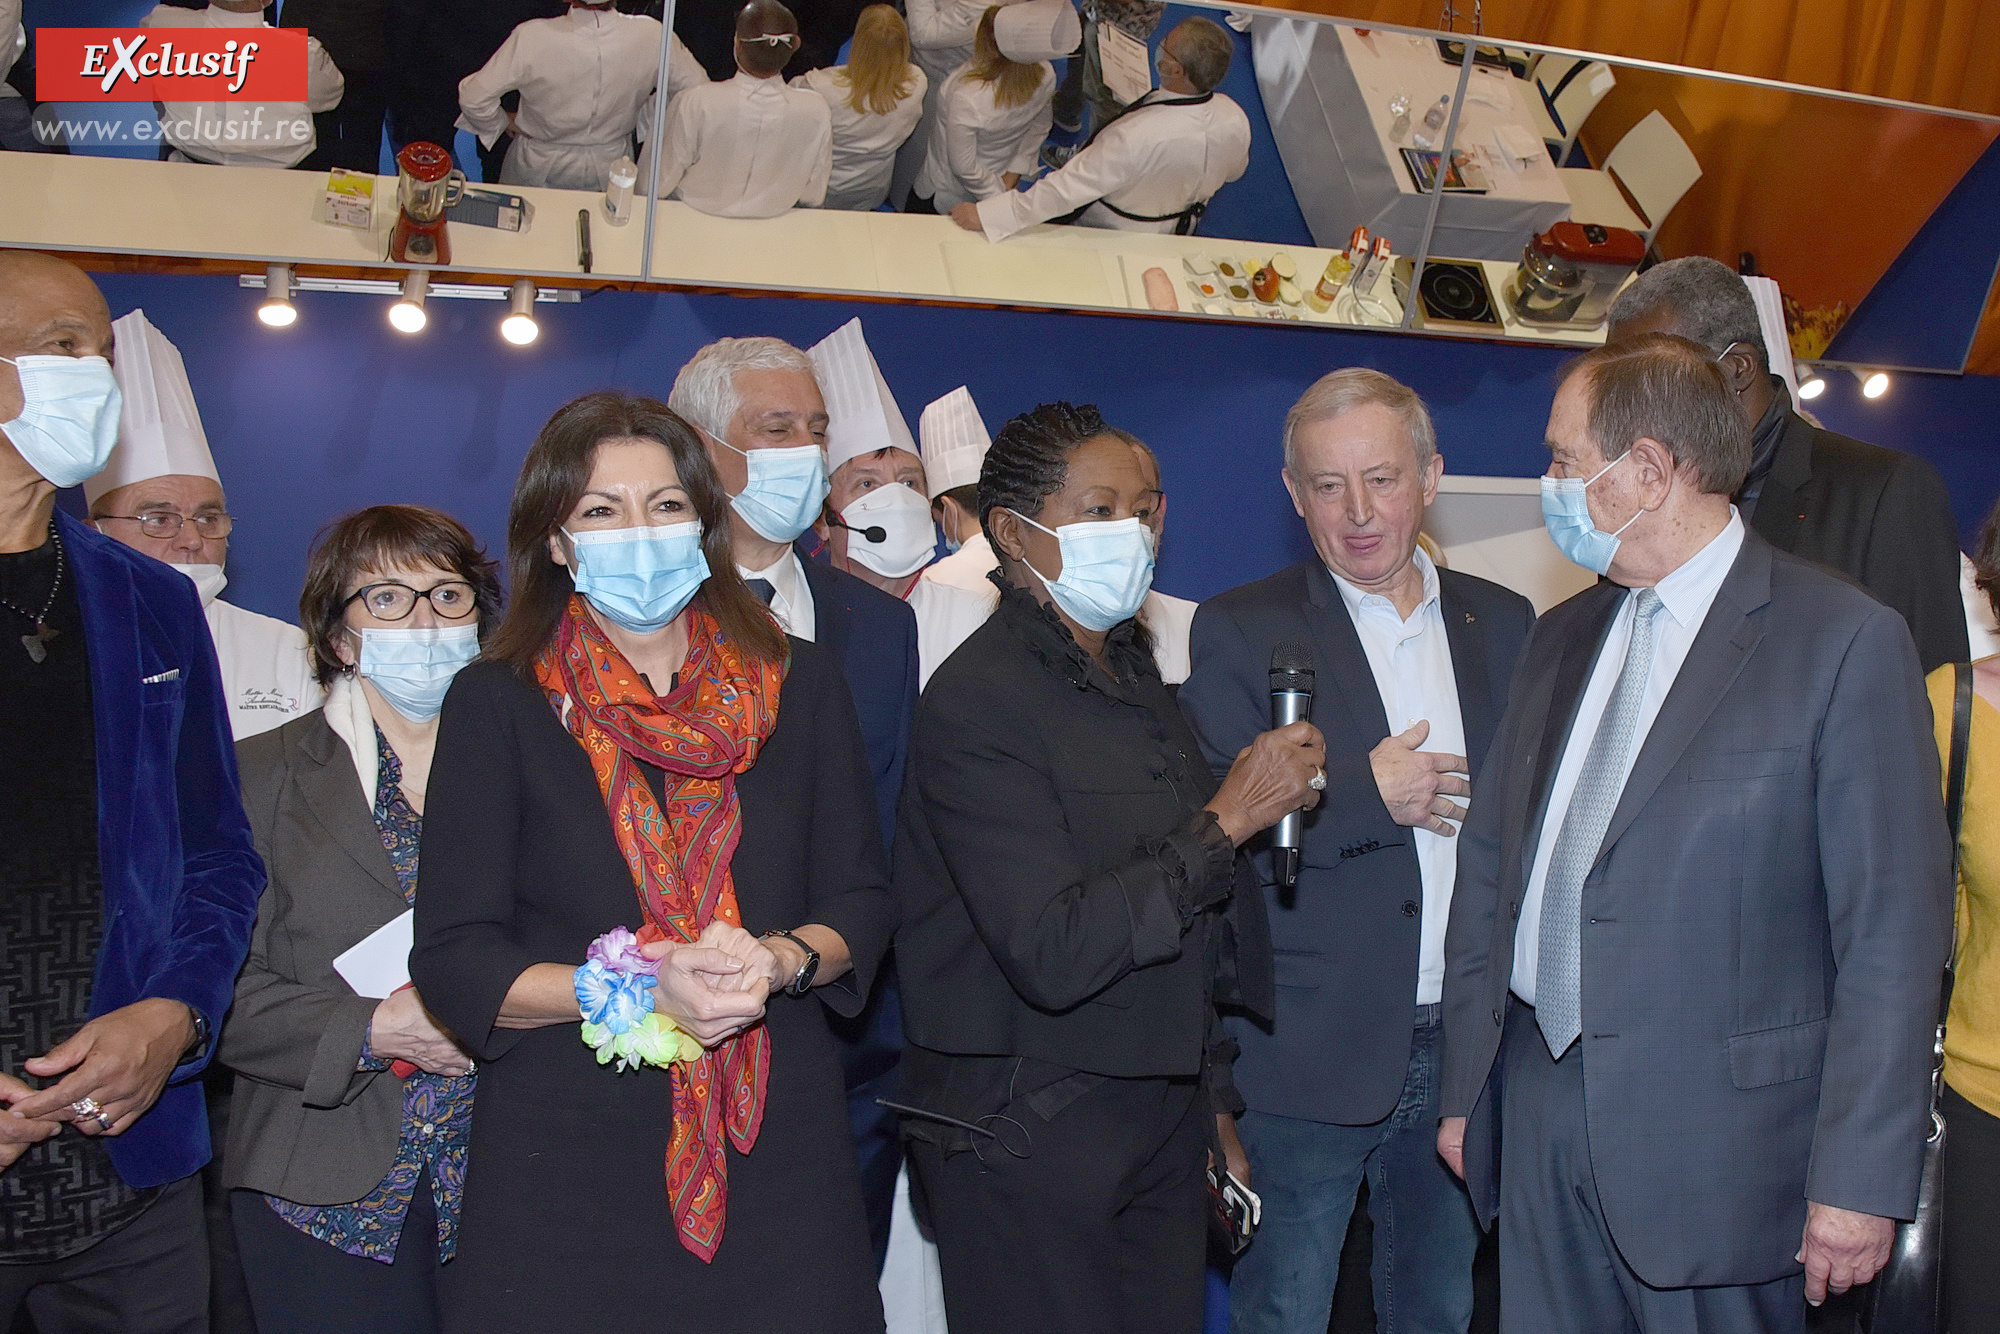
left=1269, top=0, right=2000, bottom=116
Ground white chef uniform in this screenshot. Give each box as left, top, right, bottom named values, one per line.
left=457, top=7, right=689, bottom=192
left=792, top=63, right=928, bottom=211
left=88, top=311, right=320, bottom=739
left=648, top=70, right=831, bottom=217
left=974, top=88, right=1250, bottom=240
left=141, top=4, right=344, bottom=169
left=891, top=0, right=1035, bottom=206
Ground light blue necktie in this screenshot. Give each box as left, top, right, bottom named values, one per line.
left=1536, top=587, right=1663, bottom=1057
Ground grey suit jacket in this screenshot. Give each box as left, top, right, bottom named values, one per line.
left=221, top=708, right=412, bottom=1205
left=1439, top=531, right=1953, bottom=1289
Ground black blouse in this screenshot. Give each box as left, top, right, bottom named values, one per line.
left=894, top=581, right=1272, bottom=1087
left=408, top=641, right=893, bottom=1332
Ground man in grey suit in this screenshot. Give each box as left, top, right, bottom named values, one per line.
left=1436, top=333, right=1952, bottom=1332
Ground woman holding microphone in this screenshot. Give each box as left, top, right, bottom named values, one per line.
left=893, top=401, right=1324, bottom=1334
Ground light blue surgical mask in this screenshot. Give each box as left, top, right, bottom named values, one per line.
left=0, top=355, right=123, bottom=490
left=565, top=521, right=709, bottom=634
left=1009, top=511, right=1156, bottom=633
left=1539, top=453, right=1640, bottom=576
left=357, top=623, right=480, bottom=722
left=716, top=440, right=829, bottom=544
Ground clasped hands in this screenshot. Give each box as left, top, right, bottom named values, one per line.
left=636, top=922, right=792, bottom=1048
left=1, top=998, right=200, bottom=1169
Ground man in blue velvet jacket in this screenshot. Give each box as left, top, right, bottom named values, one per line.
left=0, top=252, right=264, bottom=1331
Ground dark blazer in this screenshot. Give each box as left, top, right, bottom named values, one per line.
left=221, top=707, right=411, bottom=1206
left=1178, top=560, right=1532, bottom=1125
left=1439, top=531, right=1953, bottom=1289
left=895, top=585, right=1273, bottom=1081
left=59, top=509, right=265, bottom=1189
left=799, top=549, right=918, bottom=852
left=409, top=645, right=893, bottom=1329
left=1750, top=407, right=1967, bottom=673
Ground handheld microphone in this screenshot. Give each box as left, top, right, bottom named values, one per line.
left=827, top=513, right=887, bottom=543
left=1269, top=640, right=1316, bottom=892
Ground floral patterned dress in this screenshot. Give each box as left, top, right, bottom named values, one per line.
left=265, top=728, right=476, bottom=1262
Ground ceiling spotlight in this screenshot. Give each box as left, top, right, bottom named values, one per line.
left=1861, top=370, right=1890, bottom=400
left=257, top=264, right=297, bottom=328
left=388, top=271, right=428, bottom=334
left=500, top=279, right=539, bottom=346
left=1796, top=366, right=1826, bottom=401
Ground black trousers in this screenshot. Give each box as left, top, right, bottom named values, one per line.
left=1944, top=1083, right=2000, bottom=1333
left=0, top=1174, right=206, bottom=1334
left=230, top=1180, right=443, bottom=1334
left=907, top=1068, right=1207, bottom=1334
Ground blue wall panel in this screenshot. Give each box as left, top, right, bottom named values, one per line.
left=82, top=273, right=1998, bottom=624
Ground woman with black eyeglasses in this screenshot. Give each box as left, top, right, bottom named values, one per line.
left=217, top=504, right=502, bottom=1334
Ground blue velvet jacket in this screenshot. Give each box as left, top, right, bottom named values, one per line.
left=55, top=508, right=265, bottom=1189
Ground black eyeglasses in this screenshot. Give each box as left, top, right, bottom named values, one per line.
left=97, top=511, right=234, bottom=539
left=341, top=581, right=479, bottom=622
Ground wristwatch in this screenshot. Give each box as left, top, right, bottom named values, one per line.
left=182, top=1007, right=210, bottom=1059
left=760, top=929, right=820, bottom=997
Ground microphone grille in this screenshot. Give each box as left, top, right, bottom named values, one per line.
left=1270, top=640, right=1315, bottom=676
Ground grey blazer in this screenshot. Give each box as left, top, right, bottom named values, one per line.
left=1439, top=531, right=1953, bottom=1289
left=221, top=708, right=412, bottom=1206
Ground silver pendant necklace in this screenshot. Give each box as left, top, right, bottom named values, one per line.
left=0, top=523, right=65, bottom=663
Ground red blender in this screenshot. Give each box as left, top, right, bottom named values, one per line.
left=388, top=142, right=466, bottom=266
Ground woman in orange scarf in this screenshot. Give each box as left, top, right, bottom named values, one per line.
left=410, top=392, right=893, bottom=1332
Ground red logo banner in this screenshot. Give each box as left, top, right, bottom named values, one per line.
left=37, top=28, right=310, bottom=101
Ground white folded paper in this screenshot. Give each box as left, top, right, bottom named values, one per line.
left=1493, top=124, right=1543, bottom=166
left=332, top=909, right=414, bottom=999
left=1097, top=22, right=1152, bottom=108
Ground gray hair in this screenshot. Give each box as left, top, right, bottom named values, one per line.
left=1282, top=368, right=1437, bottom=476
left=667, top=336, right=818, bottom=442
left=1558, top=332, right=1749, bottom=495
left=1607, top=256, right=1768, bottom=369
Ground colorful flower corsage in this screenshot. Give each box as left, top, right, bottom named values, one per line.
left=576, top=926, right=703, bottom=1072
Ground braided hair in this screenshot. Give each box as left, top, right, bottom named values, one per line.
left=977, top=401, right=1132, bottom=546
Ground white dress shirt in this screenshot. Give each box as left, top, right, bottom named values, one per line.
left=906, top=577, right=991, bottom=687
left=143, top=5, right=343, bottom=169
left=1330, top=549, right=1464, bottom=1005
left=206, top=598, right=321, bottom=740
left=457, top=9, right=680, bottom=192
left=913, top=63, right=1054, bottom=211
left=649, top=71, right=832, bottom=217
left=739, top=549, right=815, bottom=642
left=1511, top=511, right=1746, bottom=1004
left=793, top=64, right=928, bottom=211
left=976, top=89, right=1250, bottom=241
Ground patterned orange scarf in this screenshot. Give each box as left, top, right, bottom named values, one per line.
left=534, top=595, right=786, bottom=1262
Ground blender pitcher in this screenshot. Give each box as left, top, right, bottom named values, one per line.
left=389, top=142, right=466, bottom=266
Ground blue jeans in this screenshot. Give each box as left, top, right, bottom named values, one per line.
left=1228, top=1006, right=1480, bottom=1334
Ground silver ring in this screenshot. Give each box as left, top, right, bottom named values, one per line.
left=1308, top=767, right=1327, bottom=792
left=91, top=1112, right=114, bottom=1132
left=67, top=1097, right=102, bottom=1119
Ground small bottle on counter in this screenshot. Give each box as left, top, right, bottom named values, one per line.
left=603, top=157, right=638, bottom=226
left=1308, top=227, right=1369, bottom=313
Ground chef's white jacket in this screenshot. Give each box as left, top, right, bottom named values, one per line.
left=143, top=4, right=344, bottom=169
left=792, top=63, right=927, bottom=212
left=975, top=89, right=1249, bottom=240
left=458, top=9, right=696, bottom=192
left=206, top=598, right=322, bottom=740
left=648, top=71, right=832, bottom=218
left=912, top=62, right=1054, bottom=211
left=913, top=533, right=1195, bottom=683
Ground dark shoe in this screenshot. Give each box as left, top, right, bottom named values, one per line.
left=1040, top=142, right=1081, bottom=171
